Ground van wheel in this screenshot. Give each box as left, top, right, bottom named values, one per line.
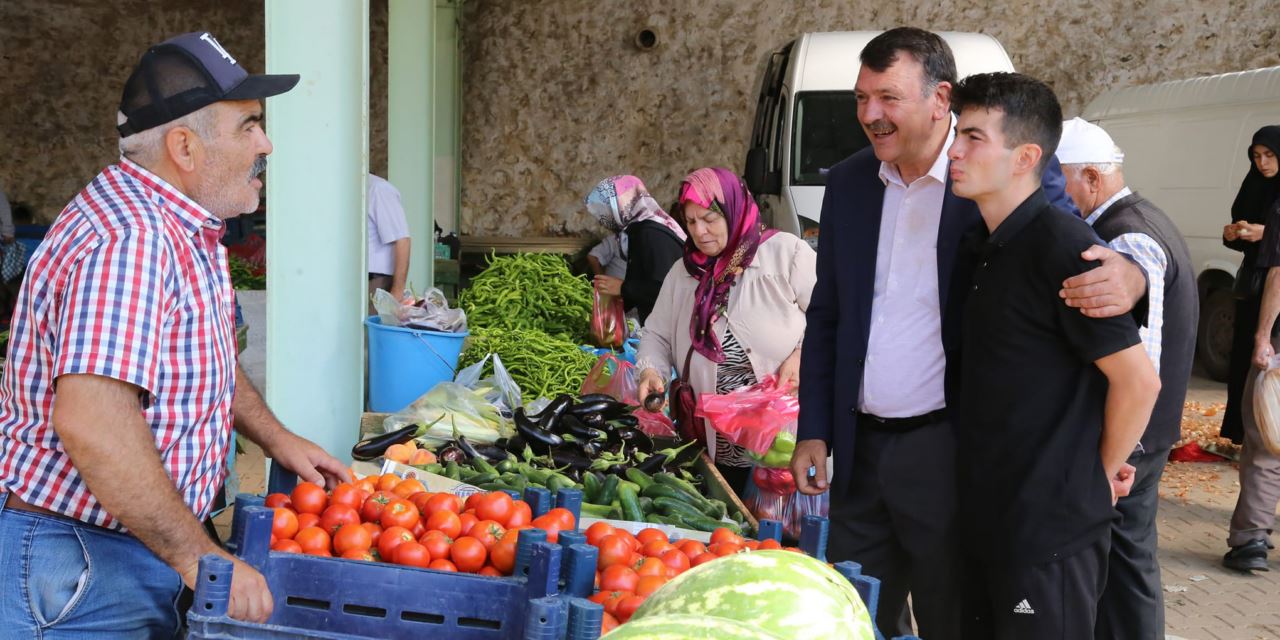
left=1197, top=287, right=1234, bottom=382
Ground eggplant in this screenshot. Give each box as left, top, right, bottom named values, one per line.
left=538, top=394, right=574, bottom=432
left=557, top=414, right=608, bottom=442
left=457, top=435, right=506, bottom=462
left=580, top=412, right=606, bottom=429
left=515, top=408, right=564, bottom=453
left=548, top=448, right=593, bottom=470
left=577, top=393, right=618, bottom=404
left=351, top=424, right=419, bottom=461
left=611, top=414, right=639, bottom=428
left=579, top=439, right=606, bottom=458
left=643, top=392, right=665, bottom=413
left=611, top=427, right=654, bottom=453
left=566, top=399, right=624, bottom=418
left=503, top=434, right=527, bottom=454
left=437, top=444, right=468, bottom=464
left=635, top=453, right=669, bottom=474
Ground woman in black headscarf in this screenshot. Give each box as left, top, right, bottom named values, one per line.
left=1222, top=126, right=1280, bottom=444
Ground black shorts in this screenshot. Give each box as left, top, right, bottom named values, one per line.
left=962, top=534, right=1110, bottom=640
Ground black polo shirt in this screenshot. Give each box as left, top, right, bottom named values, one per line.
left=959, top=188, right=1141, bottom=567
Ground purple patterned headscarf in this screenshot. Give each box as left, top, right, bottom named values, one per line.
left=678, top=167, right=776, bottom=363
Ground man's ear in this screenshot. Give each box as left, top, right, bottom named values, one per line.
left=932, top=81, right=953, bottom=120
left=164, top=126, right=200, bottom=173
left=1085, top=167, right=1104, bottom=192
left=1015, top=143, right=1043, bottom=176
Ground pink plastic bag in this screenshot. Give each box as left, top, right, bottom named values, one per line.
left=579, top=353, right=639, bottom=405
left=633, top=409, right=678, bottom=438
left=694, top=375, right=799, bottom=455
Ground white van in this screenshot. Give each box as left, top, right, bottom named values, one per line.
left=744, top=31, right=1015, bottom=246
left=1082, top=66, right=1280, bottom=380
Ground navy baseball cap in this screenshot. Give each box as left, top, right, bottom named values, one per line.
left=117, top=31, right=299, bottom=137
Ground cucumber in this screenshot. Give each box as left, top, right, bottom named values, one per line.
left=444, top=461, right=462, bottom=481
left=619, top=486, right=644, bottom=522
left=624, top=468, right=654, bottom=491
left=654, top=473, right=724, bottom=518
left=582, top=472, right=602, bottom=503
left=467, top=472, right=500, bottom=486
left=654, top=496, right=710, bottom=522
left=515, top=464, right=553, bottom=486
left=641, top=483, right=698, bottom=504
left=580, top=502, right=617, bottom=519
left=478, top=481, right=515, bottom=492
left=638, top=496, right=654, bottom=515
left=670, top=511, right=739, bottom=534
left=472, top=457, right=499, bottom=476
left=495, top=458, right=516, bottom=474
left=598, top=474, right=620, bottom=506
left=645, top=513, right=676, bottom=525
left=618, top=480, right=642, bottom=495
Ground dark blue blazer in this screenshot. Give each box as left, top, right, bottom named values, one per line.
left=796, top=146, right=1078, bottom=494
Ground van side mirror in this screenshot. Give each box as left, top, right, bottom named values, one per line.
left=745, top=147, right=780, bottom=195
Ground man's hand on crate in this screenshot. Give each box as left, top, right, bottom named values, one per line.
left=264, top=430, right=350, bottom=490
left=180, top=552, right=274, bottom=623
left=791, top=439, right=829, bottom=495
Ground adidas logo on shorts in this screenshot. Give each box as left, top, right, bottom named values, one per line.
left=1013, top=599, right=1036, bottom=615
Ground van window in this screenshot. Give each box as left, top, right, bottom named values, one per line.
left=792, top=91, right=868, bottom=186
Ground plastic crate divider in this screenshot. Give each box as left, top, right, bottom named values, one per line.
left=523, top=597, right=567, bottom=640
left=266, top=461, right=298, bottom=495
left=562, top=544, right=598, bottom=597
left=192, top=555, right=234, bottom=618
left=525, top=487, right=553, bottom=517
left=227, top=493, right=265, bottom=554
left=758, top=519, right=784, bottom=542
left=553, top=488, right=583, bottom=527
left=515, top=528, right=548, bottom=578
left=799, top=514, right=829, bottom=561
left=239, top=506, right=274, bottom=568
left=835, top=561, right=881, bottom=629
left=558, top=531, right=586, bottom=548
left=565, top=598, right=604, bottom=640
left=526, top=542, right=563, bottom=599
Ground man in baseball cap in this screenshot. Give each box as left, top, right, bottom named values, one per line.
left=1057, top=117, right=1198, bottom=640
left=0, top=32, right=345, bottom=635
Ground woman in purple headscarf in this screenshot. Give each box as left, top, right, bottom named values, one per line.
left=635, top=167, right=816, bottom=490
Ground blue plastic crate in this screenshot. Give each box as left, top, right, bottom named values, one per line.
left=190, top=483, right=601, bottom=640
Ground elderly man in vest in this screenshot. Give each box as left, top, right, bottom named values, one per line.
left=1056, top=118, right=1198, bottom=640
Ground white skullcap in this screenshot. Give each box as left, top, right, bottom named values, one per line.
left=1056, top=117, right=1124, bottom=165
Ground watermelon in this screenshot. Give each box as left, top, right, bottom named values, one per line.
left=601, top=614, right=785, bottom=639
left=629, top=550, right=875, bottom=640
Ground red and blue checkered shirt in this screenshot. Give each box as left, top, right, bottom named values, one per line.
left=0, top=159, right=237, bottom=531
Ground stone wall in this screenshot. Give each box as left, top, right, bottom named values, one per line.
left=459, top=0, right=1280, bottom=237
left=0, top=0, right=391, bottom=223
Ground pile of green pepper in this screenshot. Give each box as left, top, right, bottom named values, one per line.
left=458, top=253, right=593, bottom=342
left=458, top=328, right=597, bottom=401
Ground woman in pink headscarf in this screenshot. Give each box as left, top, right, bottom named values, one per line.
left=635, top=167, right=816, bottom=490
left=584, top=175, right=686, bottom=323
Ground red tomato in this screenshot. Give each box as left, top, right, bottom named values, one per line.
left=333, top=523, right=373, bottom=555
left=529, top=514, right=563, bottom=544
left=411, top=521, right=426, bottom=539
left=634, top=557, right=666, bottom=578
left=272, top=508, right=299, bottom=541
left=294, top=526, right=331, bottom=555
left=271, top=539, right=302, bottom=553
left=709, top=528, right=744, bottom=546
left=290, top=482, right=328, bottom=515
left=361, top=491, right=394, bottom=523
left=420, top=530, right=453, bottom=561
left=264, top=493, right=292, bottom=509
left=392, top=479, right=427, bottom=499
left=675, top=539, right=706, bottom=558
left=709, top=541, right=745, bottom=557
left=353, top=477, right=377, bottom=495
left=690, top=552, right=718, bottom=567
left=458, top=513, right=479, bottom=537
left=393, top=541, right=432, bottom=568
left=743, top=539, right=761, bottom=551
left=635, top=574, right=668, bottom=596
left=641, top=540, right=673, bottom=558
left=423, top=493, right=463, bottom=518
left=329, top=483, right=364, bottom=510
left=600, top=612, right=619, bottom=634
left=474, top=492, right=515, bottom=527
left=585, top=521, right=615, bottom=546
left=758, top=538, right=783, bottom=550
left=470, top=520, right=506, bottom=550
left=450, top=536, right=488, bottom=573
left=544, top=507, right=576, bottom=530
left=600, top=591, right=630, bottom=617
left=489, top=536, right=517, bottom=574
left=380, top=499, right=420, bottom=530
left=428, top=558, right=458, bottom=572
left=600, top=564, right=640, bottom=592
left=378, top=526, right=416, bottom=559
left=635, top=528, right=668, bottom=546
left=361, top=522, right=383, bottom=546
left=478, top=566, right=503, bottom=577
left=340, top=548, right=375, bottom=561
left=659, top=548, right=691, bottom=574
left=376, top=473, right=402, bottom=492
left=464, top=492, right=486, bottom=513
left=596, top=535, right=632, bottom=569
left=410, top=491, right=437, bottom=514
left=320, top=505, right=361, bottom=536
left=296, top=512, right=321, bottom=531
left=425, top=510, right=462, bottom=539
left=505, top=501, right=532, bottom=528
left=615, top=595, right=646, bottom=622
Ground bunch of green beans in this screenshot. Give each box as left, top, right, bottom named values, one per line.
left=459, top=327, right=599, bottom=401
left=459, top=253, right=593, bottom=342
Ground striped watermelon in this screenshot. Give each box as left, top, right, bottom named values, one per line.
left=600, top=614, right=785, bottom=639
left=626, top=550, right=875, bottom=640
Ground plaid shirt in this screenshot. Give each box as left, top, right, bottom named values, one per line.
left=0, top=159, right=237, bottom=531
left=1086, top=187, right=1167, bottom=372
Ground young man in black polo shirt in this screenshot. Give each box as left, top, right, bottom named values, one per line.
left=946, top=72, right=1162, bottom=639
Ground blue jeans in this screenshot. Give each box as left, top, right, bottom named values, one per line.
left=0, top=493, right=184, bottom=638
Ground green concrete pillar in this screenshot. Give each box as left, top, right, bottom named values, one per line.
left=264, top=0, right=369, bottom=463
left=435, top=0, right=462, bottom=234
left=389, top=0, right=434, bottom=292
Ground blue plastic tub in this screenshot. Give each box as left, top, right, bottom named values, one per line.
left=365, top=316, right=468, bottom=413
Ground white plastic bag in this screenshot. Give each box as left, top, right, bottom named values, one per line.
left=1252, top=355, right=1280, bottom=455
left=455, top=353, right=522, bottom=413
left=372, top=287, right=467, bottom=333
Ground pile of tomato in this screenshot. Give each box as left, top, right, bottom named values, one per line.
left=581, top=521, right=795, bottom=632
left=265, top=473, right=574, bottom=576
left=261, top=473, right=796, bottom=636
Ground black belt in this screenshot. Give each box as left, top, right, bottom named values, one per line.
left=856, top=409, right=948, bottom=432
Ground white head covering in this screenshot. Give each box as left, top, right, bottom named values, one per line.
left=1056, top=117, right=1125, bottom=165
